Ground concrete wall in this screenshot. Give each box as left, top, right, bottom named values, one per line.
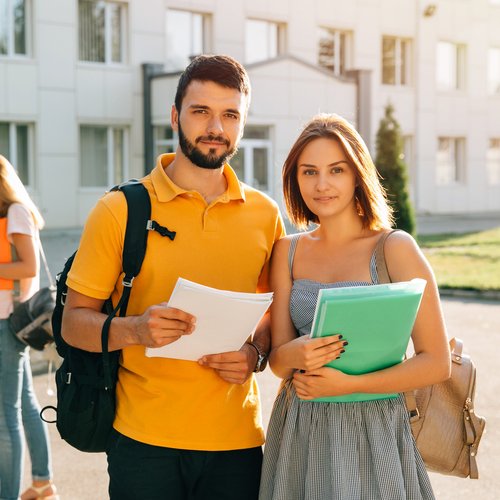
left=1, top=0, right=499, bottom=227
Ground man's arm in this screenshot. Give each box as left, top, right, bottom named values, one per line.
left=62, top=288, right=196, bottom=352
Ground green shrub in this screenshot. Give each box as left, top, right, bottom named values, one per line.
left=375, top=104, right=416, bottom=236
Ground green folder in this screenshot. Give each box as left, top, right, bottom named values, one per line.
left=307, top=279, right=426, bottom=403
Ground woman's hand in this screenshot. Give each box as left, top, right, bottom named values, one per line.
left=293, top=366, right=353, bottom=400
left=276, top=334, right=346, bottom=371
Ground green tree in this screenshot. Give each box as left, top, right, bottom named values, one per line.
left=375, top=104, right=416, bottom=235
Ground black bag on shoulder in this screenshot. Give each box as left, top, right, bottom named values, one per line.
left=9, top=286, right=56, bottom=350
left=41, top=180, right=176, bottom=453
left=7, top=233, right=56, bottom=351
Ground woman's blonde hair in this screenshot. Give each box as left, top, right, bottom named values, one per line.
left=0, top=155, right=45, bottom=229
left=282, top=113, right=394, bottom=231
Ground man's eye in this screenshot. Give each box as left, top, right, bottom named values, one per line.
left=226, top=113, right=238, bottom=119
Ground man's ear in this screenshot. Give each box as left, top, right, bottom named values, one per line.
left=171, top=104, right=179, bottom=131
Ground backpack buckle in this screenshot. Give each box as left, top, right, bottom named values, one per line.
left=122, top=276, right=134, bottom=288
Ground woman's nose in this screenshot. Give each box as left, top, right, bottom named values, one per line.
left=315, top=173, right=330, bottom=191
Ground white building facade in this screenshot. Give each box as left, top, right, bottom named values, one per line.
left=1, top=0, right=500, bottom=228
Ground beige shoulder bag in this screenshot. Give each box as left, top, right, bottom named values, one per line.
left=375, top=230, right=486, bottom=479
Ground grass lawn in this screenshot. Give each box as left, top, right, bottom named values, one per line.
left=417, top=227, right=500, bottom=291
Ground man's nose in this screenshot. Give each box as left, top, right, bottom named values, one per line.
left=206, top=116, right=223, bottom=135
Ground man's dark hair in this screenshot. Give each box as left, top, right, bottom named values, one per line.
left=174, top=54, right=251, bottom=112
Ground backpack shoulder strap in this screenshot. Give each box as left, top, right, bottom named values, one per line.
left=119, top=181, right=151, bottom=298
left=100, top=181, right=151, bottom=387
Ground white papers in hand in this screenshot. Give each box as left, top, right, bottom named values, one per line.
left=145, top=278, right=273, bottom=361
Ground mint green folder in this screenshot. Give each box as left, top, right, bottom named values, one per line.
left=308, top=279, right=426, bottom=403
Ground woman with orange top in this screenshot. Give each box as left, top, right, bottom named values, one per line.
left=0, top=155, right=58, bottom=500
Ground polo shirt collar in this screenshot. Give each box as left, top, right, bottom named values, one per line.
left=151, top=153, right=246, bottom=203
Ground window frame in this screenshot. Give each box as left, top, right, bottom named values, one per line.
left=164, top=8, right=211, bottom=71
left=487, top=138, right=500, bottom=185
left=79, top=124, right=129, bottom=189
left=154, top=125, right=177, bottom=159
left=0, top=0, right=31, bottom=58
left=436, top=137, right=466, bottom=186
left=488, top=47, right=500, bottom=95
left=0, top=121, right=35, bottom=187
left=230, top=126, right=274, bottom=194
left=317, top=26, right=352, bottom=76
left=78, top=0, right=127, bottom=66
left=245, top=18, right=286, bottom=64
left=381, top=35, right=412, bottom=86
left=436, top=41, right=466, bottom=91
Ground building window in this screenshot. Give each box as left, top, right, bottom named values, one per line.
left=487, top=138, right=500, bottom=185
left=382, top=36, right=411, bottom=85
left=318, top=27, right=351, bottom=76
left=245, top=19, right=286, bottom=64
left=0, top=0, right=30, bottom=56
left=78, top=0, right=126, bottom=64
left=437, top=41, right=466, bottom=91
left=230, top=126, right=272, bottom=192
left=154, top=125, right=177, bottom=159
left=165, top=9, right=210, bottom=71
left=488, top=48, right=500, bottom=95
left=80, top=125, right=127, bottom=187
left=436, top=137, right=466, bottom=185
left=0, top=122, right=33, bottom=186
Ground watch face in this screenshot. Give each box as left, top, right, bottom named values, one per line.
left=256, top=354, right=268, bottom=372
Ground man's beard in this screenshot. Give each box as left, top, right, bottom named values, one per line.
left=178, top=121, right=238, bottom=170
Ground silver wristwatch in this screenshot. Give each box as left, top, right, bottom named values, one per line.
left=248, top=342, right=268, bottom=373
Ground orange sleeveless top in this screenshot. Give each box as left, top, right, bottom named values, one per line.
left=0, top=217, right=14, bottom=290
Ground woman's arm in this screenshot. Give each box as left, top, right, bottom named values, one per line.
left=294, top=231, right=451, bottom=400
left=0, top=233, right=37, bottom=279
left=268, top=237, right=345, bottom=379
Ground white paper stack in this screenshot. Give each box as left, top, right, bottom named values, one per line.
left=145, top=278, right=273, bottom=361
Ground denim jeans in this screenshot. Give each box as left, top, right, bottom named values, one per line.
left=0, top=319, right=52, bottom=500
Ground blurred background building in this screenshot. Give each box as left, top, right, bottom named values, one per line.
left=1, top=0, right=500, bottom=228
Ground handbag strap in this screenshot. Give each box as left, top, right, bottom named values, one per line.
left=374, top=229, right=421, bottom=420
left=374, top=229, right=400, bottom=284
left=38, top=237, right=55, bottom=288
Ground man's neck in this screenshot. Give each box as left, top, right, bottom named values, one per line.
left=164, top=149, right=228, bottom=204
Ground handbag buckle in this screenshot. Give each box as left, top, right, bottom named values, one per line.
left=409, top=408, right=420, bottom=422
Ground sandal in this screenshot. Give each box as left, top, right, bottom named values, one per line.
left=20, top=483, right=60, bottom=500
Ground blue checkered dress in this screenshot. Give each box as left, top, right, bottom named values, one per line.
left=259, top=234, right=435, bottom=500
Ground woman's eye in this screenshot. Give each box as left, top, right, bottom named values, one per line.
left=303, top=169, right=316, bottom=176
left=332, top=167, right=343, bottom=174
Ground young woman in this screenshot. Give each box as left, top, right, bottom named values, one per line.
left=0, top=155, right=58, bottom=500
left=259, top=115, right=450, bottom=500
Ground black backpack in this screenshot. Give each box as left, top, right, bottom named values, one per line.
left=41, top=180, right=175, bottom=452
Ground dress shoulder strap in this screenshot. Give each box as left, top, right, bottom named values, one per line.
left=287, top=234, right=302, bottom=280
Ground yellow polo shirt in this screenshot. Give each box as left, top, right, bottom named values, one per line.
left=67, top=153, right=285, bottom=450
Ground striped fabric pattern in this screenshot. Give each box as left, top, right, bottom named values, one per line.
left=259, top=234, right=435, bottom=500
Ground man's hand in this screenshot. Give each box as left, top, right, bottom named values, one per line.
left=198, top=343, right=258, bottom=384
left=133, top=303, right=196, bottom=348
